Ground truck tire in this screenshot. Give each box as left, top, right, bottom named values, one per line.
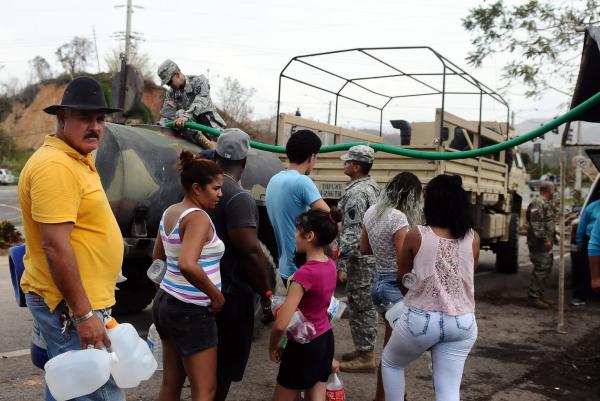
left=496, top=212, right=520, bottom=274
left=112, top=260, right=157, bottom=315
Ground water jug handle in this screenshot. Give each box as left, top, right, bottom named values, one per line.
left=108, top=352, right=119, bottom=365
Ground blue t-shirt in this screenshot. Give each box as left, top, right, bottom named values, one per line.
left=265, top=170, right=322, bottom=279
left=588, top=211, right=600, bottom=256
left=576, top=199, right=600, bottom=244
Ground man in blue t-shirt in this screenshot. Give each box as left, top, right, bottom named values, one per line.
left=573, top=199, right=600, bottom=306
left=266, top=130, right=330, bottom=283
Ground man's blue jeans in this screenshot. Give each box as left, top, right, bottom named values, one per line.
left=25, top=293, right=125, bottom=401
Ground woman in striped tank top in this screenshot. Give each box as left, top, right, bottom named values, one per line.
left=152, top=150, right=225, bottom=401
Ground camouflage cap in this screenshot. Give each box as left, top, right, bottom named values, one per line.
left=157, top=59, right=179, bottom=85
left=216, top=128, right=250, bottom=161
left=340, top=145, right=375, bottom=164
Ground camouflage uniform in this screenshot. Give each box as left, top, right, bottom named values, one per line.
left=157, top=59, right=225, bottom=149
left=338, top=146, right=380, bottom=353
left=526, top=196, right=556, bottom=299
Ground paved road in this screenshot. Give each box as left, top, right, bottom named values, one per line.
left=1, top=181, right=599, bottom=400
left=2, top=242, right=599, bottom=400
left=0, top=186, right=21, bottom=227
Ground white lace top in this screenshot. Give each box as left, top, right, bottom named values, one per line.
left=402, top=225, right=475, bottom=315
left=363, top=206, right=409, bottom=273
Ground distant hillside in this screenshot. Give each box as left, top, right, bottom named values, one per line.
left=516, top=118, right=600, bottom=150
left=0, top=75, right=165, bottom=149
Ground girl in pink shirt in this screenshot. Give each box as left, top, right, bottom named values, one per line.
left=269, top=208, right=341, bottom=401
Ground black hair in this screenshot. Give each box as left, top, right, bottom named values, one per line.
left=351, top=160, right=373, bottom=175
left=385, top=172, right=422, bottom=211
left=286, top=130, right=322, bottom=164
left=295, top=207, right=343, bottom=246
left=424, top=174, right=472, bottom=239
left=178, top=150, right=223, bottom=191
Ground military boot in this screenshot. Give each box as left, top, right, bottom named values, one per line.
left=529, top=297, right=550, bottom=310
left=341, top=350, right=361, bottom=361
left=340, top=351, right=377, bottom=373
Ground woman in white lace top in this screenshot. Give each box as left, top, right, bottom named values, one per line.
left=381, top=174, right=480, bottom=401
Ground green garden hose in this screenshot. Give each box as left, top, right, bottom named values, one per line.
left=166, top=90, right=600, bottom=160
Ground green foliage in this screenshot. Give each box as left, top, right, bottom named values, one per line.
left=0, top=220, right=23, bottom=249
left=0, top=129, right=34, bottom=176
left=126, top=100, right=154, bottom=124
left=55, top=37, right=93, bottom=78
left=462, top=0, right=600, bottom=97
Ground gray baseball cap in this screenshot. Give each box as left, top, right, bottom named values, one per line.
left=216, top=128, right=250, bottom=160
left=340, top=145, right=375, bottom=164
left=158, top=59, right=179, bottom=85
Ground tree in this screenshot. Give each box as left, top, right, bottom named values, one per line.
left=104, top=44, right=154, bottom=80
left=28, top=56, right=52, bottom=83
left=55, top=36, right=93, bottom=77
left=217, top=77, right=256, bottom=124
left=462, top=0, right=600, bottom=97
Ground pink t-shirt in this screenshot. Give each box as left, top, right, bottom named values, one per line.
left=291, top=258, right=337, bottom=339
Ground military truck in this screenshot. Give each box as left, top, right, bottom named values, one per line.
left=95, top=123, right=283, bottom=314
left=274, top=47, right=528, bottom=273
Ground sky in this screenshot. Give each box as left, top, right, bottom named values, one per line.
left=0, top=0, right=579, bottom=134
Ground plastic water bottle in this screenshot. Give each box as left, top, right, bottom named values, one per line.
left=146, top=323, right=163, bottom=371
left=286, top=310, right=316, bottom=343
left=106, top=318, right=157, bottom=388
left=326, top=373, right=345, bottom=401
left=327, top=296, right=347, bottom=324
left=385, top=300, right=405, bottom=326
left=270, top=295, right=316, bottom=344
left=147, top=259, right=167, bottom=284
left=401, top=270, right=417, bottom=289
left=44, top=349, right=117, bottom=401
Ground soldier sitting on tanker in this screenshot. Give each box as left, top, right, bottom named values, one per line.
left=157, top=59, right=226, bottom=149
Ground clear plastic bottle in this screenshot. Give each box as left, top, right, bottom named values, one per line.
left=270, top=295, right=316, bottom=344
left=44, top=349, right=116, bottom=401
left=326, top=373, right=345, bottom=401
left=401, top=270, right=417, bottom=289
left=327, top=296, right=347, bottom=324
left=146, top=323, right=163, bottom=371
left=385, top=300, right=405, bottom=326
left=106, top=318, right=157, bottom=388
left=147, top=259, right=167, bottom=284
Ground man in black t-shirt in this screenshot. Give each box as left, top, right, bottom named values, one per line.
left=208, top=128, right=273, bottom=401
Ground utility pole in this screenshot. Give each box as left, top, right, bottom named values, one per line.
left=328, top=100, right=332, bottom=125
left=124, top=0, right=133, bottom=63
left=575, top=120, right=582, bottom=191
left=92, top=26, right=101, bottom=73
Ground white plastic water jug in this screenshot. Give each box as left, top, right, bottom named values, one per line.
left=146, top=323, right=163, bottom=371
left=106, top=318, right=157, bottom=388
left=44, top=349, right=116, bottom=401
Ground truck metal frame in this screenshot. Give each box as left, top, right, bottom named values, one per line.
left=275, top=47, right=525, bottom=273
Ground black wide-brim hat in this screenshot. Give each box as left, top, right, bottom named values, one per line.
left=43, top=76, right=122, bottom=115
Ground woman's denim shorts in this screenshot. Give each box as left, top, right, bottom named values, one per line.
left=371, top=271, right=404, bottom=315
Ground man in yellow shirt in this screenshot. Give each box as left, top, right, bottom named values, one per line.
left=19, top=76, right=125, bottom=401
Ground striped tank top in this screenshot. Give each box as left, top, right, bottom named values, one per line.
left=159, top=207, right=224, bottom=306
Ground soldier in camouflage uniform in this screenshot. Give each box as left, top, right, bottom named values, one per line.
left=157, top=59, right=226, bottom=149
left=526, top=180, right=556, bottom=309
left=337, top=145, right=381, bottom=372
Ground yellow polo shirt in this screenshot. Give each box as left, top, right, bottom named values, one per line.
left=19, top=135, right=124, bottom=312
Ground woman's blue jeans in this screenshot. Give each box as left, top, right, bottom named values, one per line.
left=381, top=304, right=477, bottom=401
